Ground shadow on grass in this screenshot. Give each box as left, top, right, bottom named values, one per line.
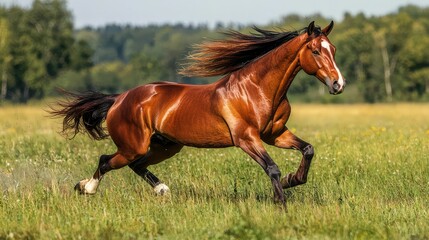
left=170, top=180, right=324, bottom=206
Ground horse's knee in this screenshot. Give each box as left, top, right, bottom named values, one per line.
left=302, top=144, right=314, bottom=160
left=267, top=164, right=281, bottom=179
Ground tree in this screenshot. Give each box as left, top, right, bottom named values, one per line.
left=334, top=19, right=381, bottom=102
left=398, top=20, right=429, bottom=99
left=371, top=13, right=413, bottom=101
left=70, top=40, right=94, bottom=71
left=1, top=0, right=88, bottom=102
left=22, top=0, right=74, bottom=100
left=6, top=6, right=29, bottom=101
left=0, top=16, right=11, bottom=100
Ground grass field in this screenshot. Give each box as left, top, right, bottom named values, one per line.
left=0, top=103, right=428, bottom=239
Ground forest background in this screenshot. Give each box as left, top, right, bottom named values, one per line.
left=0, top=0, right=428, bottom=103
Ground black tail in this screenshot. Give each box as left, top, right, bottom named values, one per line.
left=49, top=90, right=119, bottom=140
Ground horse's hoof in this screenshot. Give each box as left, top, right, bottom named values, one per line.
left=74, top=179, right=90, bottom=194
left=153, top=183, right=170, bottom=196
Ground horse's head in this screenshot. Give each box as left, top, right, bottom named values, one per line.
left=299, top=21, right=346, bottom=95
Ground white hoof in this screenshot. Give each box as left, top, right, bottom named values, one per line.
left=153, top=183, right=170, bottom=196
left=74, top=178, right=99, bottom=195
left=74, top=178, right=89, bottom=194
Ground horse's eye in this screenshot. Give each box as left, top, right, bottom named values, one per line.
left=312, top=50, right=320, bottom=55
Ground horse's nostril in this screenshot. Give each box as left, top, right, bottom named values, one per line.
left=333, top=81, right=340, bottom=91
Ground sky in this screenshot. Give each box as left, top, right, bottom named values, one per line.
left=2, top=0, right=429, bottom=28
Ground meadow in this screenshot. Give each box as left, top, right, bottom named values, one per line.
left=0, top=103, right=428, bottom=239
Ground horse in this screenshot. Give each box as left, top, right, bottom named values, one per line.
left=50, top=21, right=345, bottom=206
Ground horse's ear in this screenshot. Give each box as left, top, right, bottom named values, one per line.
left=322, top=21, right=334, bottom=36
left=307, top=21, right=315, bottom=35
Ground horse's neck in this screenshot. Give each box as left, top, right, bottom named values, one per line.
left=247, top=36, right=305, bottom=105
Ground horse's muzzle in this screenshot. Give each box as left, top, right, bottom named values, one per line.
left=327, top=79, right=346, bottom=95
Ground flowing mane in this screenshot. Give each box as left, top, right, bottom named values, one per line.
left=179, top=26, right=313, bottom=77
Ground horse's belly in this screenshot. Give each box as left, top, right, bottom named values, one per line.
left=157, top=112, right=233, bottom=148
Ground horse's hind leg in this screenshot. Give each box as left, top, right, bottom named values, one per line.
left=127, top=167, right=170, bottom=195
left=75, top=152, right=134, bottom=194
left=128, top=134, right=183, bottom=195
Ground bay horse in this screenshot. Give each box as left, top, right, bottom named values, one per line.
left=51, top=21, right=345, bottom=206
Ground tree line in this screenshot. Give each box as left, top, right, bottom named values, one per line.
left=0, top=0, right=92, bottom=102
left=0, top=1, right=428, bottom=103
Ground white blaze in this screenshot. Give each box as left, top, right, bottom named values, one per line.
left=321, top=40, right=345, bottom=86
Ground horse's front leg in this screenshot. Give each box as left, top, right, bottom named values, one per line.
left=235, top=128, right=285, bottom=205
left=265, top=128, right=314, bottom=189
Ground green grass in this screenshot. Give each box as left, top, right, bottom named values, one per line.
left=1, top=103, right=428, bottom=239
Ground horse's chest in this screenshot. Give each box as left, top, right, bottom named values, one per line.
left=262, top=101, right=291, bottom=135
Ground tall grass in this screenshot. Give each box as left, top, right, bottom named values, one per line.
left=0, top=104, right=428, bottom=239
